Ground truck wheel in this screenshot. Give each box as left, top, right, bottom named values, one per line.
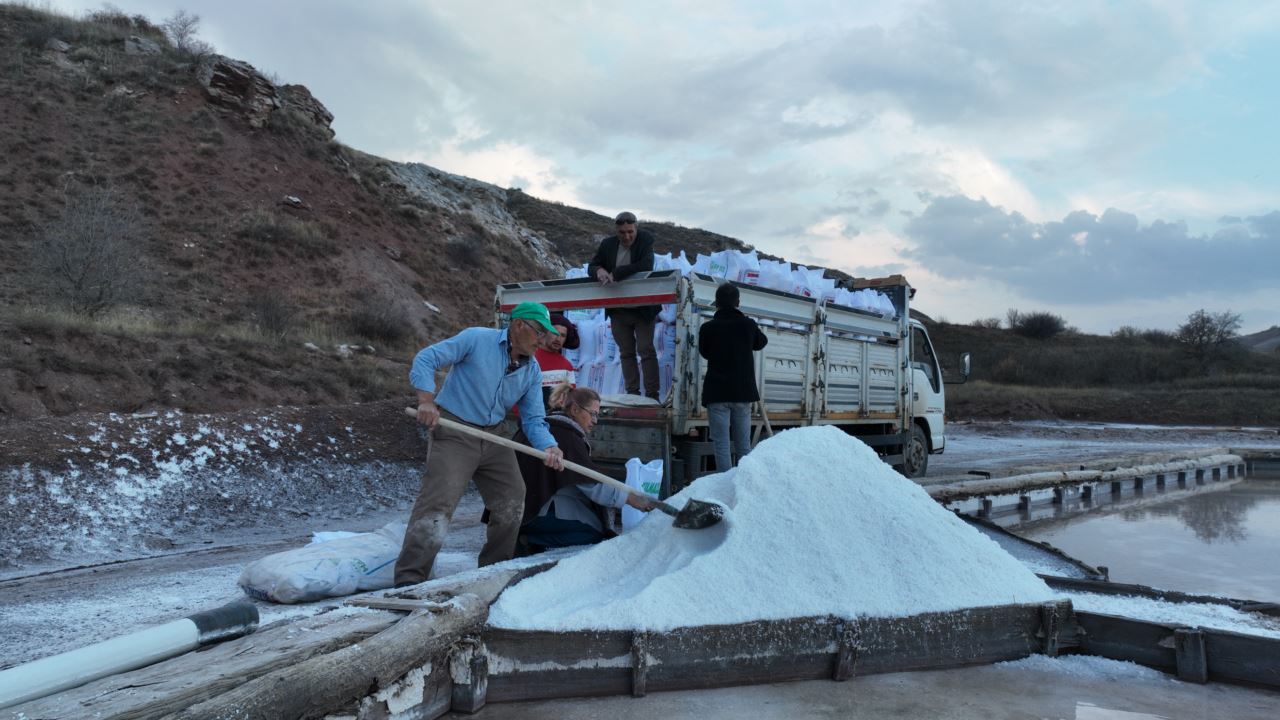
left=901, top=424, right=929, bottom=478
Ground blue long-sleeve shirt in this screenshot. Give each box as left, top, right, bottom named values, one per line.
left=409, top=327, right=557, bottom=450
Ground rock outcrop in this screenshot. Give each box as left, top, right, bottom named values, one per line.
left=197, top=56, right=335, bottom=137
left=391, top=162, right=567, bottom=274
left=279, top=84, right=335, bottom=139
left=199, top=55, right=280, bottom=128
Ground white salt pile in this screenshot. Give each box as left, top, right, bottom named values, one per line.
left=489, top=426, right=1056, bottom=631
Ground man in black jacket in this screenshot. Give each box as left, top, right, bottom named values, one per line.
left=698, top=282, right=768, bottom=471
left=588, top=211, right=660, bottom=399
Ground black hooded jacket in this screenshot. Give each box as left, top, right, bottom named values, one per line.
left=698, top=307, right=768, bottom=405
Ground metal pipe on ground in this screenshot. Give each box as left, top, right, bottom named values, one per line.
left=0, top=602, right=258, bottom=710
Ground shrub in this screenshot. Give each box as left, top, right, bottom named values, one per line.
left=346, top=293, right=411, bottom=346
left=31, top=185, right=147, bottom=316
left=971, top=317, right=1001, bottom=329
left=21, top=18, right=72, bottom=49
left=246, top=289, right=296, bottom=341
left=1006, top=309, right=1068, bottom=340
left=446, top=235, right=482, bottom=265
left=234, top=209, right=339, bottom=259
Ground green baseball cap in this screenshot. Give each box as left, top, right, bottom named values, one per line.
left=509, top=301, right=560, bottom=335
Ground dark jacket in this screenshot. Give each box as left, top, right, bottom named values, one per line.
left=587, top=229, right=660, bottom=319
left=699, top=307, right=768, bottom=405
left=514, top=413, right=612, bottom=530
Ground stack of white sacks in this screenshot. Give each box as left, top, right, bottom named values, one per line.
left=562, top=249, right=897, bottom=403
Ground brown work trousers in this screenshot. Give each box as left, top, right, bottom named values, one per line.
left=393, top=412, right=525, bottom=587
left=611, top=310, right=659, bottom=398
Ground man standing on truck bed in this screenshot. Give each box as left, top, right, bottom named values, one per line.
left=588, top=211, right=661, bottom=400
left=395, top=302, right=566, bottom=587
left=699, top=282, right=768, bottom=471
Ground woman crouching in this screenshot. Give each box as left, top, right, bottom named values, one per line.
left=515, top=384, right=655, bottom=553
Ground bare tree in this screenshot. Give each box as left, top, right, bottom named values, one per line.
left=161, top=10, right=199, bottom=49
left=161, top=9, right=214, bottom=58
left=32, top=185, right=147, bottom=316
left=1176, top=309, right=1242, bottom=358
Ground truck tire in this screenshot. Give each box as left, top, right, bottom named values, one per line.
left=901, top=423, right=929, bottom=479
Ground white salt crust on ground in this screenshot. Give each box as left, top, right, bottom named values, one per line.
left=489, top=426, right=1056, bottom=631
left=994, top=654, right=1171, bottom=682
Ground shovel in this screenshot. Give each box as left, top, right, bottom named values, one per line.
left=402, top=408, right=724, bottom=530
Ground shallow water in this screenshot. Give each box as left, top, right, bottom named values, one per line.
left=1021, top=480, right=1280, bottom=601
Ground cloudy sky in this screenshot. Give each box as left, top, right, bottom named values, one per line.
left=62, top=1, right=1280, bottom=333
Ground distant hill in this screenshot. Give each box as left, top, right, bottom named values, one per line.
left=1238, top=326, right=1280, bottom=353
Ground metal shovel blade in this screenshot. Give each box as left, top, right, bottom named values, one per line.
left=655, top=498, right=725, bottom=530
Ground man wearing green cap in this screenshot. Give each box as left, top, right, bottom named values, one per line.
left=395, top=301, right=567, bottom=586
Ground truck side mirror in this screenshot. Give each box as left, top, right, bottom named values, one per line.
left=944, top=352, right=971, bottom=385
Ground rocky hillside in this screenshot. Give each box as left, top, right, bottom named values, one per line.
left=0, top=5, right=761, bottom=423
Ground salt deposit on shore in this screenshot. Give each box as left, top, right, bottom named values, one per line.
left=489, top=426, right=1056, bottom=631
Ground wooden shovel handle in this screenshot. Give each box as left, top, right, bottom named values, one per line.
left=402, top=407, right=672, bottom=512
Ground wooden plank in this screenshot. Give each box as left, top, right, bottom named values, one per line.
left=1039, top=602, right=1063, bottom=657
left=487, top=668, right=632, bottom=702
left=485, top=628, right=632, bottom=702
left=169, top=595, right=487, bottom=720
left=643, top=616, right=838, bottom=690
left=356, top=660, right=452, bottom=720
left=485, top=603, right=1057, bottom=702
left=1204, top=628, right=1280, bottom=688
left=839, top=604, right=1051, bottom=676
left=631, top=632, right=649, bottom=698
left=6, top=610, right=400, bottom=720
left=1175, top=628, right=1208, bottom=683
left=642, top=605, right=1048, bottom=690
left=1044, top=576, right=1275, bottom=614
left=1075, top=611, right=1177, bottom=671
left=348, top=597, right=449, bottom=613
left=833, top=624, right=859, bottom=681
left=394, top=557, right=562, bottom=607
left=449, top=639, right=488, bottom=714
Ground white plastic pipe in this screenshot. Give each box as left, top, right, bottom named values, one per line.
left=0, top=602, right=258, bottom=710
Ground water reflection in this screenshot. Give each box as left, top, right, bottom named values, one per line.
left=1021, top=481, right=1280, bottom=600
left=1119, top=489, right=1257, bottom=543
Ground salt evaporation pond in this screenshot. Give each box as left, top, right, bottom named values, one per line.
left=489, top=426, right=1056, bottom=631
